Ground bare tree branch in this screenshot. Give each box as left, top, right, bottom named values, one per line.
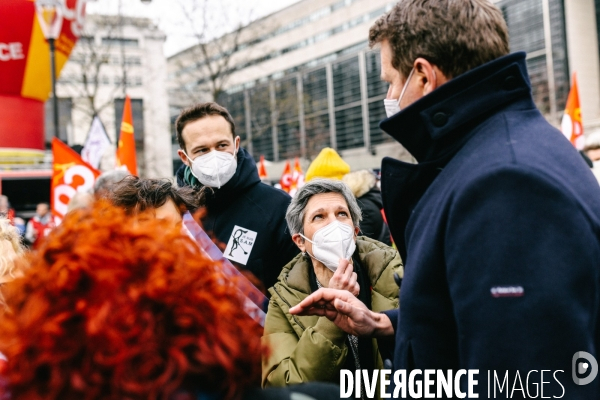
left=170, top=0, right=271, bottom=102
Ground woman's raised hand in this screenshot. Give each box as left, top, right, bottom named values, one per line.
left=329, top=258, right=359, bottom=296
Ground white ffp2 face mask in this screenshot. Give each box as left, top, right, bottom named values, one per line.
left=383, top=67, right=415, bottom=118
left=300, top=220, right=356, bottom=272
left=184, top=147, right=237, bottom=188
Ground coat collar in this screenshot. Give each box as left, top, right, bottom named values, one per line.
left=380, top=52, right=531, bottom=162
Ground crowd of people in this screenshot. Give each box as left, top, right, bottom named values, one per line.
left=0, top=0, right=599, bottom=398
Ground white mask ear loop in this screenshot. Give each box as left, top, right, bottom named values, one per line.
left=397, top=67, right=415, bottom=111
left=182, top=151, right=194, bottom=164
left=299, top=233, right=329, bottom=266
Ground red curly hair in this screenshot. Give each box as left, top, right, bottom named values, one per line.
left=0, top=203, right=263, bottom=399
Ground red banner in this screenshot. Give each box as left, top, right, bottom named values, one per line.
left=116, top=96, right=138, bottom=175
left=280, top=160, right=292, bottom=192
left=561, top=73, right=584, bottom=150
left=51, top=138, right=100, bottom=223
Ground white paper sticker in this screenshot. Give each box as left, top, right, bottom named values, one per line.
left=224, top=225, right=257, bottom=265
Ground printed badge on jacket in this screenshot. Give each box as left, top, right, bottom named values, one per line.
left=224, top=225, right=257, bottom=265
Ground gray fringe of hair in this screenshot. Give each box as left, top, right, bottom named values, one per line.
left=285, top=178, right=361, bottom=236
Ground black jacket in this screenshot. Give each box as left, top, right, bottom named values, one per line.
left=356, top=188, right=391, bottom=246
left=177, top=148, right=299, bottom=291
left=381, top=53, right=600, bottom=397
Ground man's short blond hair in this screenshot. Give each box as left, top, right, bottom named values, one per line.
left=369, top=0, right=510, bottom=79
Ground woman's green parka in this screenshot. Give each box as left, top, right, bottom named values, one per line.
left=261, top=236, right=403, bottom=388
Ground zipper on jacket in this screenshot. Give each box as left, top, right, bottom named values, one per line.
left=272, top=285, right=306, bottom=331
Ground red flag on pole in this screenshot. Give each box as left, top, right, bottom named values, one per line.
left=116, top=95, right=138, bottom=175
left=51, top=138, right=100, bottom=224
left=258, top=155, right=268, bottom=179
left=280, top=160, right=292, bottom=193
left=561, top=73, right=584, bottom=149
left=289, top=157, right=304, bottom=196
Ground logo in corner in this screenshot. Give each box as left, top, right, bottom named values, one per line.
left=572, top=351, right=598, bottom=385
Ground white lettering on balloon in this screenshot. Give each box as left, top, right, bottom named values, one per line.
left=0, top=42, right=24, bottom=61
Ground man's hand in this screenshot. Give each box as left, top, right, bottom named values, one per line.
left=329, top=259, right=359, bottom=296
left=289, top=288, right=394, bottom=337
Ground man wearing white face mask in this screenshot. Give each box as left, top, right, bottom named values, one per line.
left=175, top=102, right=299, bottom=291
left=262, top=179, right=402, bottom=392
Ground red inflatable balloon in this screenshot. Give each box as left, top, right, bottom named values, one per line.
left=0, top=0, right=85, bottom=150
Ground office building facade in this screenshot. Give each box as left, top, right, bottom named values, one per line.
left=168, top=0, right=600, bottom=175
left=55, top=15, right=173, bottom=178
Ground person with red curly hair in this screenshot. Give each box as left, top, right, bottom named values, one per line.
left=0, top=204, right=264, bottom=399
left=0, top=203, right=341, bottom=400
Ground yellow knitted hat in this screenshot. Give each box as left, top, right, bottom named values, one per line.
left=305, top=147, right=351, bottom=182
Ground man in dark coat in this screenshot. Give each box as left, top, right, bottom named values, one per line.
left=290, top=1, right=600, bottom=398
left=175, top=102, right=299, bottom=291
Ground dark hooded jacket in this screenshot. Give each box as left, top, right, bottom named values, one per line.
left=357, top=189, right=391, bottom=246
left=380, top=53, right=600, bottom=398
left=177, top=148, right=299, bottom=291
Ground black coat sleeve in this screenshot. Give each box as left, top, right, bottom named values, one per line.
left=445, top=165, right=600, bottom=397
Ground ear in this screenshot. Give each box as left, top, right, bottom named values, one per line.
left=292, top=233, right=306, bottom=253
left=178, top=149, right=191, bottom=167
left=354, top=226, right=360, bottom=237
left=235, top=136, right=241, bottom=151
left=413, top=57, right=439, bottom=96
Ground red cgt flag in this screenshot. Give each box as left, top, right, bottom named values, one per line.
left=258, top=155, right=268, bottom=179
left=51, top=138, right=100, bottom=223
left=280, top=160, right=292, bottom=193
left=561, top=73, right=584, bottom=149
left=289, top=157, right=304, bottom=196
left=116, top=95, right=138, bottom=175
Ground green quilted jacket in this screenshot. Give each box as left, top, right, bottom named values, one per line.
left=262, top=236, right=403, bottom=391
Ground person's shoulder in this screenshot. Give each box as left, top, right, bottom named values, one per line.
left=276, top=253, right=303, bottom=283
left=356, top=237, right=401, bottom=277
left=356, top=237, right=402, bottom=306
left=451, top=162, right=600, bottom=227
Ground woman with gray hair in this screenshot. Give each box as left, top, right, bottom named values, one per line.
left=262, top=178, right=402, bottom=393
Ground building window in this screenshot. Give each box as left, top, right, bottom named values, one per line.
left=125, top=57, right=142, bottom=66
left=79, top=36, right=95, bottom=45
left=332, top=56, right=363, bottom=151
left=275, top=77, right=300, bottom=160
left=248, top=85, right=273, bottom=161
left=102, top=37, right=139, bottom=47
left=303, top=68, right=331, bottom=158
left=497, top=0, right=569, bottom=117
left=219, top=91, right=247, bottom=147
left=335, top=105, right=364, bottom=151
left=365, top=51, right=392, bottom=145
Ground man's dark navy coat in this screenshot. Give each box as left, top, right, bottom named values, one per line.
left=381, top=53, right=600, bottom=398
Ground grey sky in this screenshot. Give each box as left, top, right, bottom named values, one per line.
left=86, top=0, right=301, bottom=57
